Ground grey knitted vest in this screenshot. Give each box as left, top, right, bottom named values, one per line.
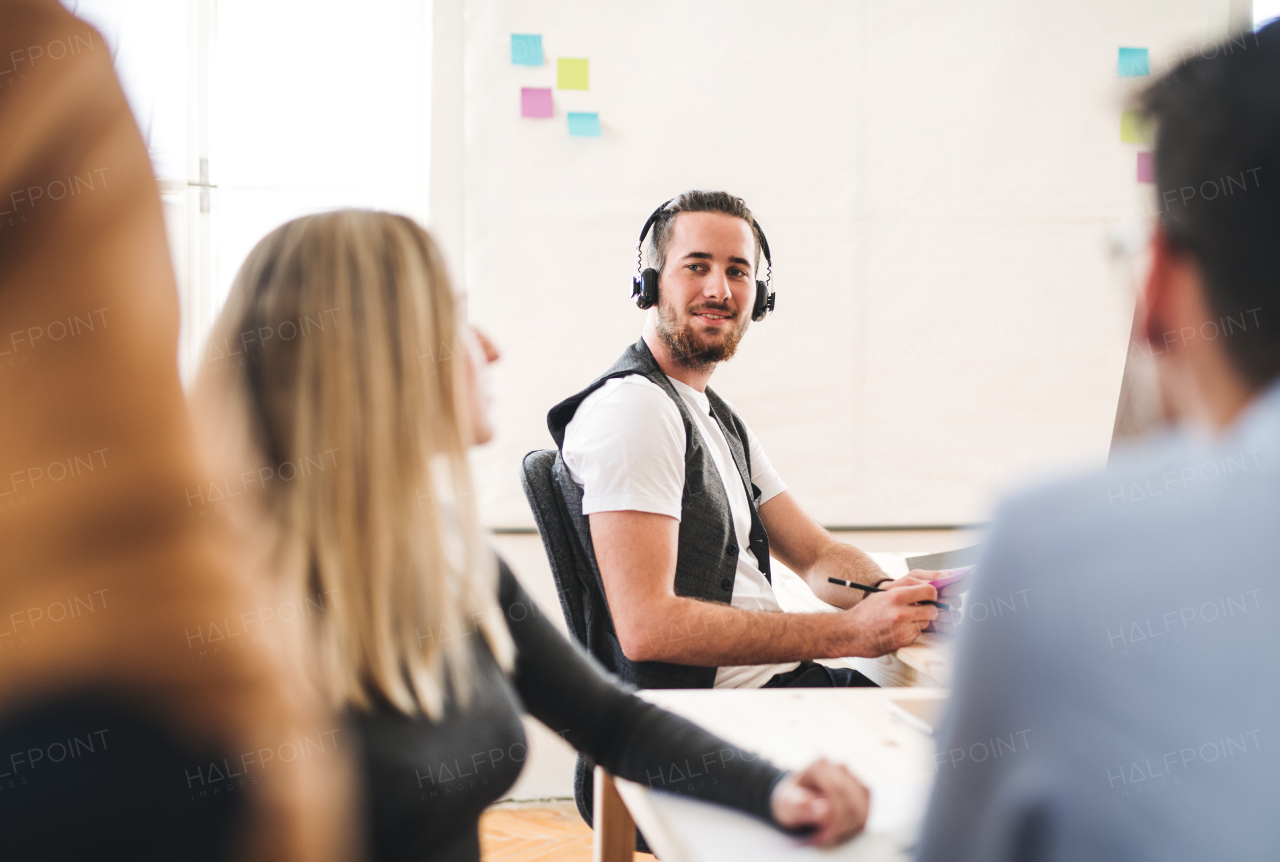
left=547, top=338, right=772, bottom=690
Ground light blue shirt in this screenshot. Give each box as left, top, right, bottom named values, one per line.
left=918, top=380, right=1280, bottom=862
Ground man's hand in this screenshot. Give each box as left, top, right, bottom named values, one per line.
left=897, top=568, right=968, bottom=633
left=837, top=576, right=939, bottom=656
left=770, top=759, right=870, bottom=847
left=897, top=568, right=969, bottom=600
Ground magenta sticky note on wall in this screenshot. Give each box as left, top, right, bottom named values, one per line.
left=521, top=88, right=553, bottom=118
left=1137, top=151, right=1154, bottom=183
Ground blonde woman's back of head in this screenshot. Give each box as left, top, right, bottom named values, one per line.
left=193, top=210, right=513, bottom=721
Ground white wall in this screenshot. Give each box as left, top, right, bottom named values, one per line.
left=209, top=0, right=433, bottom=313
left=437, top=0, right=1236, bottom=528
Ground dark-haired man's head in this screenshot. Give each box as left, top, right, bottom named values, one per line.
left=647, top=191, right=761, bottom=372
left=1139, top=22, right=1280, bottom=426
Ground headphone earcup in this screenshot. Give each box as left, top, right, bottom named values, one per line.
left=633, top=268, right=660, bottom=309
left=752, top=280, right=770, bottom=322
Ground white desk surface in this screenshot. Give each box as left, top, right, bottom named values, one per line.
left=616, top=688, right=948, bottom=862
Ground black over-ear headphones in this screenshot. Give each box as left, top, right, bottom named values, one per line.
left=630, top=198, right=776, bottom=322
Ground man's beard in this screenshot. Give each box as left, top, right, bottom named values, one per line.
left=655, top=297, right=749, bottom=372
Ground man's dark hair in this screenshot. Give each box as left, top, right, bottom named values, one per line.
left=646, top=190, right=763, bottom=277
left=1141, top=21, right=1280, bottom=387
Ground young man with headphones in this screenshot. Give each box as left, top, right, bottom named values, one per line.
left=546, top=190, right=953, bottom=694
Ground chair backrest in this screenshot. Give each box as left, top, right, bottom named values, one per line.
left=520, top=449, right=652, bottom=848
left=521, top=448, right=709, bottom=691
left=519, top=449, right=590, bottom=646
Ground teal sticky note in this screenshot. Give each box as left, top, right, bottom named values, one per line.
left=1118, top=47, right=1149, bottom=76
left=567, top=112, right=600, bottom=137
left=511, top=34, right=543, bottom=66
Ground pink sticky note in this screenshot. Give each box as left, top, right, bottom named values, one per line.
left=521, top=88, right=553, bottom=118
left=930, top=567, right=973, bottom=589
left=1137, top=151, right=1154, bottom=183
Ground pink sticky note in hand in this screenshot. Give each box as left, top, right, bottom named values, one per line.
left=931, top=566, right=973, bottom=589
left=521, top=88, right=553, bottom=118
left=1137, top=151, right=1154, bottom=183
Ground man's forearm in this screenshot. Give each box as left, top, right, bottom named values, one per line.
left=802, top=541, right=890, bottom=608
left=622, top=596, right=850, bottom=665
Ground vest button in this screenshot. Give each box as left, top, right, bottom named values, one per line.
left=726, top=542, right=738, bottom=555
left=720, top=578, right=732, bottom=591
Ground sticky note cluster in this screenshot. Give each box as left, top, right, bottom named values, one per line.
left=511, top=34, right=600, bottom=138
left=1118, top=47, right=1152, bottom=183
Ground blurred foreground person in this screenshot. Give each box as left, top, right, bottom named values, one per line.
left=0, top=2, right=354, bottom=860
left=190, top=209, right=871, bottom=862
left=919, top=23, right=1280, bottom=862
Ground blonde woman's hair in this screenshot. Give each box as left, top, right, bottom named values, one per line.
left=193, top=209, right=514, bottom=720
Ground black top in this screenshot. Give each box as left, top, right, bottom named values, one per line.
left=0, top=694, right=243, bottom=861
left=350, top=558, right=787, bottom=862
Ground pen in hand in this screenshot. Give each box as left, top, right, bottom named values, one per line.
left=827, top=577, right=951, bottom=610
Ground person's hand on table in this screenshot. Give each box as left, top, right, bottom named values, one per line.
left=770, top=758, right=870, bottom=846
left=841, top=575, right=939, bottom=655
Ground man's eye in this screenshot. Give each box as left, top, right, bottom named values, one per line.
left=729, top=268, right=748, bottom=278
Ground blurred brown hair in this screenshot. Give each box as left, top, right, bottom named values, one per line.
left=0, top=2, right=353, bottom=858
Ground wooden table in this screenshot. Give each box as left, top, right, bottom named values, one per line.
left=838, top=632, right=952, bottom=688
left=592, top=687, right=948, bottom=862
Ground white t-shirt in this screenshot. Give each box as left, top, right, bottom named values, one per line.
left=561, top=373, right=801, bottom=688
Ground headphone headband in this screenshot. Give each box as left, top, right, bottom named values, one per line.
left=634, top=201, right=774, bottom=283
left=634, top=198, right=676, bottom=281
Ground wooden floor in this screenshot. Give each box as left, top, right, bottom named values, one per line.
left=479, top=802, right=656, bottom=862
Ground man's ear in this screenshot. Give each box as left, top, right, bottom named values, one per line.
left=1141, top=227, right=1178, bottom=353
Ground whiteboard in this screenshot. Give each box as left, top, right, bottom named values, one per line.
left=441, top=0, right=1236, bottom=528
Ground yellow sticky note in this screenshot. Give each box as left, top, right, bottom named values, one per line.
left=1120, top=110, right=1151, bottom=144
left=558, top=58, right=588, bottom=90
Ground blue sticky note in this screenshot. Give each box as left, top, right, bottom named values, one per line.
left=1118, top=47, right=1149, bottom=76
left=511, top=34, right=543, bottom=66
left=567, top=112, right=601, bottom=137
